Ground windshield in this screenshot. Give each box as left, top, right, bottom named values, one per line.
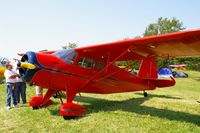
left=53, top=49, right=77, bottom=64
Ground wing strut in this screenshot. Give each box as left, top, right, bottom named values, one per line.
left=77, top=46, right=134, bottom=91
left=96, top=60, right=138, bottom=82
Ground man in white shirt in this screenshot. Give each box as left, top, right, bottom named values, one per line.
left=4, top=63, right=19, bottom=110
left=15, top=67, right=26, bottom=104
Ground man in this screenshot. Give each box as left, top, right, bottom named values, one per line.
left=4, top=63, right=19, bottom=110
left=14, top=61, right=26, bottom=104
left=16, top=70, right=26, bottom=104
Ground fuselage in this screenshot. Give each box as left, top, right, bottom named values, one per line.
left=20, top=49, right=156, bottom=94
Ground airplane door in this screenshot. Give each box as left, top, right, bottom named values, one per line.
left=69, top=57, right=97, bottom=89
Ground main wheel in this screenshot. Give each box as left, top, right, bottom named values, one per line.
left=32, top=106, right=39, bottom=110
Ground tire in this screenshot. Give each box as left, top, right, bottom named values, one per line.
left=32, top=106, right=39, bottom=110
left=144, top=92, right=148, bottom=97
left=63, top=116, right=76, bottom=120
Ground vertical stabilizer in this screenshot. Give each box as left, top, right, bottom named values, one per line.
left=138, top=57, right=158, bottom=79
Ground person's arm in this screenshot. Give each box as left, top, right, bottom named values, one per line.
left=9, top=74, right=19, bottom=79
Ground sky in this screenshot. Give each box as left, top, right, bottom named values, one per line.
left=0, top=0, right=200, bottom=59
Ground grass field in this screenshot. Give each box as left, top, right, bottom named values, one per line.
left=0, top=70, right=200, bottom=133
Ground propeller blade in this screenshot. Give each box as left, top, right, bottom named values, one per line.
left=19, top=62, right=36, bottom=69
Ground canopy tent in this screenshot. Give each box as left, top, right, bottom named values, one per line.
left=172, top=71, right=188, bottom=78
left=158, top=68, right=173, bottom=78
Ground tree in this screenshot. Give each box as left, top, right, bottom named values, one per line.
left=62, top=42, right=78, bottom=49
left=144, top=17, right=185, bottom=37
left=143, top=17, right=186, bottom=68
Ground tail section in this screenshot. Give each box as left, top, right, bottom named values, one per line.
left=147, top=77, right=176, bottom=88
left=138, top=57, right=176, bottom=88
left=138, top=57, right=158, bottom=79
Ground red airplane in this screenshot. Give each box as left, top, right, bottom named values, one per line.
left=17, top=29, right=200, bottom=119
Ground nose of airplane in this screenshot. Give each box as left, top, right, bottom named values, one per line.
left=19, top=51, right=39, bottom=82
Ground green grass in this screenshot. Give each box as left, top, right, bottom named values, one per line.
left=0, top=70, right=200, bottom=133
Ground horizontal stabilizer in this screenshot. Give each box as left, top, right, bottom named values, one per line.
left=148, top=77, right=176, bottom=88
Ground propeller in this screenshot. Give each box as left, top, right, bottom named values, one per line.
left=16, top=61, right=36, bottom=70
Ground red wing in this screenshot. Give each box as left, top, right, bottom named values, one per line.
left=75, top=29, right=200, bottom=61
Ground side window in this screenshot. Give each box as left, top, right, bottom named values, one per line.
left=53, top=49, right=77, bottom=64
left=78, top=57, right=95, bottom=69
left=96, top=61, right=105, bottom=70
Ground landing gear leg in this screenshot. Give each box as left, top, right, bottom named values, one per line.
left=29, top=89, right=55, bottom=109
left=143, top=90, right=148, bottom=97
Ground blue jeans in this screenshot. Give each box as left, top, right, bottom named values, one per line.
left=6, top=83, right=18, bottom=107
left=16, top=82, right=26, bottom=104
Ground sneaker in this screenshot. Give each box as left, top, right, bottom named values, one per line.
left=6, top=106, right=11, bottom=110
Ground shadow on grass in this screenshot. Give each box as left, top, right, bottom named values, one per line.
left=73, top=93, right=199, bottom=126
left=47, top=101, right=61, bottom=116
left=47, top=93, right=200, bottom=125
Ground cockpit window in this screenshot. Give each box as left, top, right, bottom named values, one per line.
left=53, top=49, right=77, bottom=64
left=78, top=57, right=95, bottom=69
